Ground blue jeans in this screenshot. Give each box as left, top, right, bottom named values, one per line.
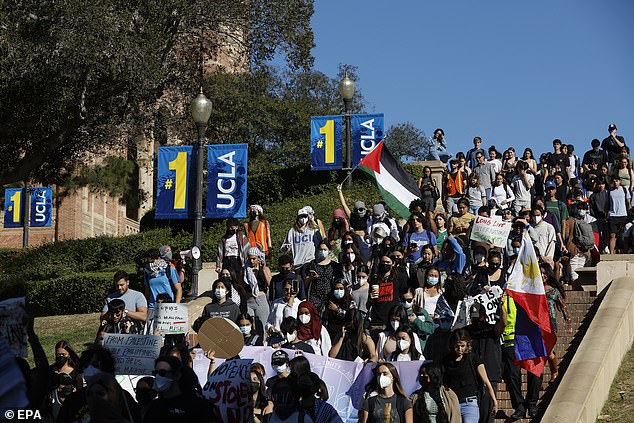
left=460, top=396, right=480, bottom=423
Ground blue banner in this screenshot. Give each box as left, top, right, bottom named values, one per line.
left=3, top=188, right=23, bottom=228
left=30, top=187, right=53, bottom=227
left=352, top=113, right=384, bottom=167
left=310, top=115, right=343, bottom=170
left=206, top=144, right=248, bottom=219
left=155, top=146, right=195, bottom=219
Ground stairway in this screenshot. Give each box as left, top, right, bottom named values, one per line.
left=494, top=281, right=602, bottom=422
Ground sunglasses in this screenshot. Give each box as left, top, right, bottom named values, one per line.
left=152, top=369, right=173, bottom=377
left=356, top=208, right=366, bottom=212
left=298, top=214, right=308, bottom=219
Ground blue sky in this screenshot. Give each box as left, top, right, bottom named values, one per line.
left=311, top=0, right=634, bottom=158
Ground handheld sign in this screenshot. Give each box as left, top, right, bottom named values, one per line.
left=0, top=297, right=27, bottom=357
left=154, top=303, right=189, bottom=336
left=470, top=215, right=513, bottom=248
left=198, top=317, right=244, bottom=359
left=203, top=358, right=253, bottom=423
left=103, top=334, right=162, bottom=375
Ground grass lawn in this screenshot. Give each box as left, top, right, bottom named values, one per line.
left=29, top=312, right=99, bottom=367
left=599, top=348, right=634, bottom=422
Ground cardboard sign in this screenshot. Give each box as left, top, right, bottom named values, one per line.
left=0, top=297, right=27, bottom=357
left=470, top=215, right=513, bottom=248
left=452, top=286, right=504, bottom=330
left=198, top=317, right=244, bottom=359
left=103, top=334, right=162, bottom=375
left=154, top=303, right=189, bottom=335
left=202, top=359, right=253, bottom=423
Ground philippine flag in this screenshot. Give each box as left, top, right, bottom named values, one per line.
left=506, top=231, right=557, bottom=376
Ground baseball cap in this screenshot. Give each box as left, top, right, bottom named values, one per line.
left=159, top=245, right=172, bottom=261
left=609, top=123, right=617, bottom=132
left=545, top=180, right=557, bottom=190
left=271, top=350, right=289, bottom=365
left=354, top=201, right=366, bottom=210
left=372, top=204, right=385, bottom=216
left=469, top=303, right=485, bottom=319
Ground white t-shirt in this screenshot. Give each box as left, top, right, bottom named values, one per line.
left=224, top=234, right=239, bottom=257
left=492, top=184, right=515, bottom=209
left=489, top=159, right=502, bottom=173
left=512, top=173, right=534, bottom=205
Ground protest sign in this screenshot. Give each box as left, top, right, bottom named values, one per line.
left=203, top=359, right=253, bottom=423
left=470, top=215, right=513, bottom=248
left=153, top=303, right=189, bottom=335
left=198, top=317, right=244, bottom=359
left=103, top=334, right=162, bottom=375
left=452, top=285, right=504, bottom=330
left=0, top=297, right=27, bottom=357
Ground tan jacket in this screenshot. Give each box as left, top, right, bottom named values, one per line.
left=410, top=385, right=461, bottom=423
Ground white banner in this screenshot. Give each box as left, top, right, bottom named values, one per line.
left=0, top=297, right=27, bottom=357
left=203, top=359, right=253, bottom=423
left=470, top=215, right=513, bottom=248
left=154, top=303, right=189, bottom=335
left=103, top=334, right=162, bottom=375
left=452, top=286, right=504, bottom=329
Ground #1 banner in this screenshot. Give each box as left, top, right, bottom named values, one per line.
left=206, top=144, right=248, bottom=219
left=3, top=188, right=23, bottom=228
left=311, top=115, right=343, bottom=170
left=351, top=113, right=384, bottom=167
left=155, top=146, right=195, bottom=219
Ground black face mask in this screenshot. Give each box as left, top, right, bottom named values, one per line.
left=227, top=228, right=236, bottom=235
left=59, top=385, right=74, bottom=397
left=279, top=269, right=290, bottom=276
left=136, top=389, right=157, bottom=404
left=251, top=381, right=261, bottom=392
left=250, top=212, right=258, bottom=219
left=55, top=356, right=68, bottom=367
left=489, top=263, right=501, bottom=270
left=379, top=263, right=392, bottom=274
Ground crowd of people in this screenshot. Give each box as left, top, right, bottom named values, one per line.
left=15, top=123, right=629, bottom=423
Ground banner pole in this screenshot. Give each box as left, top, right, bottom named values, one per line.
left=339, top=163, right=361, bottom=187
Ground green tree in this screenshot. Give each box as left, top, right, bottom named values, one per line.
left=0, top=0, right=315, bottom=186
left=384, top=121, right=432, bottom=162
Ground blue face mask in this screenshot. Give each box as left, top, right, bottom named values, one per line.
left=427, top=277, right=439, bottom=286
left=316, top=250, right=328, bottom=261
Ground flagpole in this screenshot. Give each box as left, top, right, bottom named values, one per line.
left=339, top=162, right=362, bottom=187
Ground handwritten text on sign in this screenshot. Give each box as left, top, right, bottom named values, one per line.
left=103, top=334, right=162, bottom=375
left=203, top=358, right=254, bottom=423
left=0, top=297, right=27, bottom=357
left=470, top=215, right=513, bottom=248
left=154, top=303, right=188, bottom=335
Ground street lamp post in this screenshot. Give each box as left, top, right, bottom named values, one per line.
left=338, top=72, right=356, bottom=188
left=189, top=88, right=212, bottom=297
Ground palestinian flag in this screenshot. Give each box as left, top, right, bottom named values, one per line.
left=358, top=141, right=420, bottom=218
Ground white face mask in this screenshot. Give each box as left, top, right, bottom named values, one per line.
left=273, top=364, right=288, bottom=374
left=154, top=375, right=174, bottom=392
left=390, top=320, right=400, bottom=331
left=333, top=289, right=345, bottom=299
left=357, top=276, right=368, bottom=286
left=378, top=374, right=392, bottom=389
left=298, top=217, right=308, bottom=225
left=403, top=300, right=413, bottom=309
left=299, top=314, right=311, bottom=325
left=239, top=325, right=251, bottom=335
left=374, top=236, right=384, bottom=245
left=533, top=215, right=542, bottom=224
left=398, top=339, right=410, bottom=351
left=286, top=332, right=297, bottom=343
left=82, top=365, right=101, bottom=381
left=347, top=253, right=356, bottom=262
left=214, top=288, right=227, bottom=299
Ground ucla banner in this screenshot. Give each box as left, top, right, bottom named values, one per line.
left=30, top=187, right=53, bottom=227
left=3, top=188, right=23, bottom=228
left=206, top=144, right=248, bottom=219
left=311, top=115, right=343, bottom=170
left=352, top=113, right=384, bottom=167
left=155, top=146, right=195, bottom=219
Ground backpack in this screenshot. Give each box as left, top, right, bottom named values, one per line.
left=573, top=220, right=595, bottom=251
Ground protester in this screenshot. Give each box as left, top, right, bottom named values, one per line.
left=243, top=246, right=272, bottom=328
left=283, top=207, right=322, bottom=270
left=134, top=377, right=157, bottom=421
left=267, top=278, right=301, bottom=335
left=200, top=278, right=241, bottom=323
left=245, top=204, right=273, bottom=258
left=418, top=166, right=440, bottom=213
left=251, top=367, right=274, bottom=423
left=329, top=309, right=377, bottom=362
left=101, top=270, right=148, bottom=328
left=296, top=300, right=332, bottom=356
left=410, top=362, right=461, bottom=423
left=143, top=249, right=181, bottom=312
left=280, top=317, right=315, bottom=354
left=360, top=363, right=413, bottom=423
left=323, top=279, right=352, bottom=340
